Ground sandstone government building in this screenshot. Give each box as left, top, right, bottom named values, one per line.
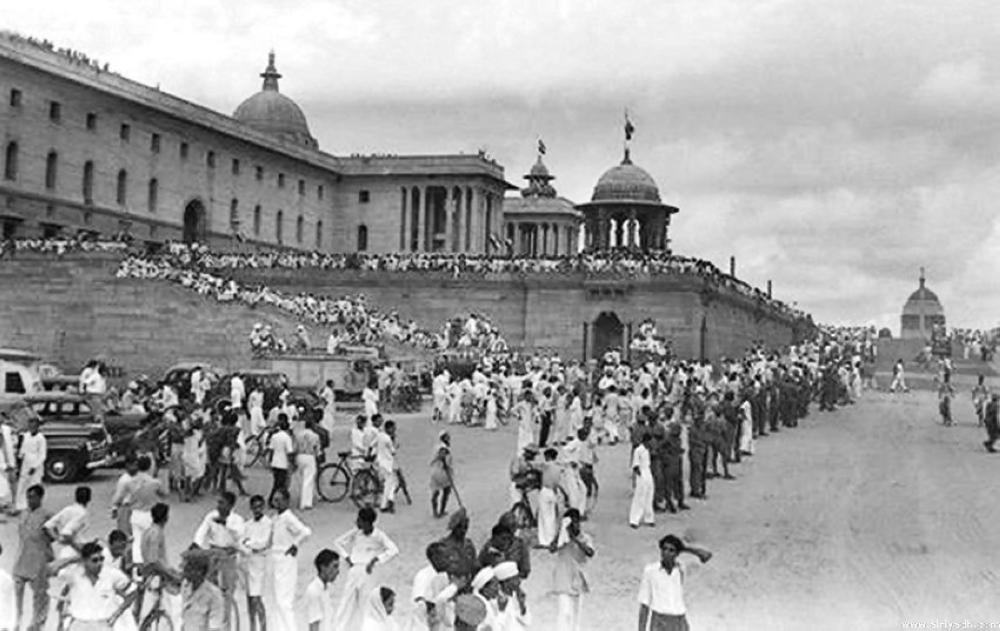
left=0, top=32, right=810, bottom=366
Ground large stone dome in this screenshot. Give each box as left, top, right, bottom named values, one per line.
left=903, top=276, right=943, bottom=316
left=592, top=158, right=661, bottom=203
left=233, top=52, right=317, bottom=149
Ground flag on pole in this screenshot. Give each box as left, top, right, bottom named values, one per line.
left=538, top=138, right=546, bottom=155
left=625, top=111, right=635, bottom=141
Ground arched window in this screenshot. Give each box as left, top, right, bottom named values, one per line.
left=3, top=141, right=17, bottom=181
left=296, top=216, right=304, bottom=243
left=253, top=205, right=261, bottom=236
left=357, top=224, right=368, bottom=252
left=315, top=220, right=323, bottom=249
left=230, top=199, right=240, bottom=231
left=276, top=210, right=283, bottom=243
left=45, top=151, right=58, bottom=190
left=147, top=178, right=158, bottom=212
left=82, top=161, right=94, bottom=204
left=116, top=169, right=128, bottom=206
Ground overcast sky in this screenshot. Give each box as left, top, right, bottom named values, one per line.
left=8, top=0, right=1000, bottom=331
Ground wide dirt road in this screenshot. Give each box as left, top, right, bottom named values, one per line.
left=2, top=391, right=998, bottom=631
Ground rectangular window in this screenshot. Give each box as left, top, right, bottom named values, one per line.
left=359, top=190, right=370, bottom=203
left=151, top=133, right=161, bottom=153
left=86, top=112, right=97, bottom=131
left=120, top=123, right=131, bottom=141
left=232, top=159, right=240, bottom=175
left=4, top=371, right=25, bottom=394
left=49, top=101, right=61, bottom=122
left=255, top=165, right=263, bottom=181
left=298, top=179, right=305, bottom=195
left=180, top=142, right=189, bottom=160
left=9, top=89, right=21, bottom=108
left=207, top=151, right=216, bottom=168
left=278, top=173, right=285, bottom=188
left=317, top=185, right=324, bottom=200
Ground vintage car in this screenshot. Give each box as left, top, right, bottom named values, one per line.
left=22, top=392, right=152, bottom=464
left=157, top=361, right=220, bottom=400
left=206, top=369, right=320, bottom=413
left=0, top=348, right=45, bottom=402
left=0, top=399, right=113, bottom=483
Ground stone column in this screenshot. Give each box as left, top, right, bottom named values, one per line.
left=541, top=224, right=549, bottom=256
left=423, top=186, right=431, bottom=252
left=411, top=187, right=421, bottom=252
left=400, top=188, right=408, bottom=251
left=443, top=187, right=453, bottom=253
left=582, top=322, right=590, bottom=362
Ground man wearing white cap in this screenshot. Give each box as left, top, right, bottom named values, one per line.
left=495, top=561, right=530, bottom=631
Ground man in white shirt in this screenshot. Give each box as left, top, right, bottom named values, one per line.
left=374, top=420, right=398, bottom=513
left=332, top=507, right=399, bottom=631
left=304, top=549, right=340, bottom=631
left=230, top=374, right=246, bottom=411
left=44, top=486, right=91, bottom=560
left=267, top=416, right=294, bottom=507
left=49, top=541, right=131, bottom=629
left=270, top=489, right=312, bottom=631
left=192, top=491, right=245, bottom=625
left=637, top=535, right=712, bottom=631
left=14, top=418, right=45, bottom=512
left=0, top=543, right=16, bottom=631
left=629, top=433, right=656, bottom=529
left=240, top=495, right=271, bottom=631
left=319, top=379, right=336, bottom=436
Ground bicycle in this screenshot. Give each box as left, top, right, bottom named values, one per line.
left=133, top=573, right=179, bottom=631
left=243, top=426, right=277, bottom=468
left=316, top=451, right=381, bottom=507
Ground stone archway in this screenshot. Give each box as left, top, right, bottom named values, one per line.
left=592, top=311, right=624, bottom=359
left=183, top=199, right=206, bottom=244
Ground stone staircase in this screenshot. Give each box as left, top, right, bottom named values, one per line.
left=0, top=252, right=327, bottom=380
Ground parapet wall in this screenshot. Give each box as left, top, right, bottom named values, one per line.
left=0, top=253, right=800, bottom=378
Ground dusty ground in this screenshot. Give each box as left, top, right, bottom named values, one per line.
left=3, top=389, right=1000, bottom=631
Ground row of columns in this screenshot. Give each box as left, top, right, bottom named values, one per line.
left=583, top=209, right=670, bottom=251
left=507, top=221, right=579, bottom=257
left=398, top=185, right=499, bottom=254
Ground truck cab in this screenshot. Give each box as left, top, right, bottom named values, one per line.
left=0, top=348, right=44, bottom=401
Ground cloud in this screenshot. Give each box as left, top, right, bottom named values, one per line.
left=5, top=0, right=1000, bottom=329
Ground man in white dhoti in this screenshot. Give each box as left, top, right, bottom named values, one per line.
left=536, top=449, right=561, bottom=548
left=320, top=380, right=336, bottom=435
left=14, top=418, right=45, bottom=512
left=374, top=420, right=399, bottom=513
left=241, top=495, right=271, bottom=631
left=332, top=507, right=399, bottom=631
left=362, top=382, right=380, bottom=421
left=629, top=433, right=655, bottom=528
left=431, top=370, right=450, bottom=424
left=270, top=489, right=312, bottom=631
left=739, top=395, right=754, bottom=456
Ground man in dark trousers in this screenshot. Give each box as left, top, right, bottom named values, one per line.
left=719, top=391, right=742, bottom=464
left=984, top=394, right=1000, bottom=452
left=661, top=423, right=688, bottom=512
left=687, top=415, right=709, bottom=499
left=704, top=400, right=733, bottom=481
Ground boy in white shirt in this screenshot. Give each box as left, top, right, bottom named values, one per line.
left=304, top=549, right=340, bottom=631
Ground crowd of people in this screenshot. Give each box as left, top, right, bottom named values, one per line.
left=1, top=31, right=112, bottom=73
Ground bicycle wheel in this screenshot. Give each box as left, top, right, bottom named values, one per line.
left=317, top=464, right=351, bottom=503
left=140, top=610, right=174, bottom=631
left=244, top=436, right=262, bottom=467
left=226, top=595, right=240, bottom=631
left=351, top=468, right=380, bottom=508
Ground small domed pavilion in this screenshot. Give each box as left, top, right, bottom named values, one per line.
left=900, top=268, right=946, bottom=340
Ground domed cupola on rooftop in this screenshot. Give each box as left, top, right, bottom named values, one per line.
left=233, top=52, right=318, bottom=150
left=576, top=115, right=678, bottom=252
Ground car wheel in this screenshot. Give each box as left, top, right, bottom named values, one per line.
left=45, top=453, right=81, bottom=483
